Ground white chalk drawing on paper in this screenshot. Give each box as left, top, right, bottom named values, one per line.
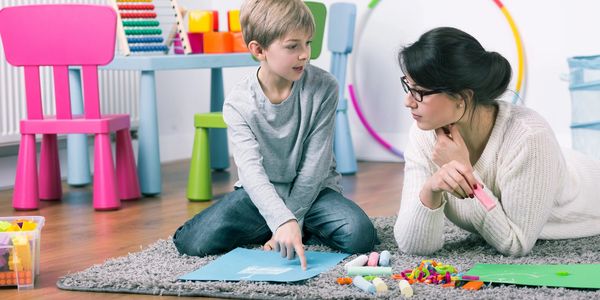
left=238, top=266, right=293, bottom=279
left=480, top=272, right=542, bottom=283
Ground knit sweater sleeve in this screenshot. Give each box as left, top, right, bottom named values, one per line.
left=223, top=95, right=296, bottom=233
left=394, top=125, right=447, bottom=255
left=394, top=121, right=563, bottom=256
left=285, top=77, right=339, bottom=225
left=468, top=128, right=562, bottom=256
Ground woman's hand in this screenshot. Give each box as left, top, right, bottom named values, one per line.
left=432, top=124, right=471, bottom=167
left=263, top=220, right=307, bottom=270
left=420, top=125, right=480, bottom=208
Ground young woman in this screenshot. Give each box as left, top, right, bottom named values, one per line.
left=394, top=27, right=600, bottom=256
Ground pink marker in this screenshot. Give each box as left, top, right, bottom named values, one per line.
left=473, top=184, right=496, bottom=211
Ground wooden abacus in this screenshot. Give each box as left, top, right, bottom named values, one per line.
left=109, top=0, right=191, bottom=55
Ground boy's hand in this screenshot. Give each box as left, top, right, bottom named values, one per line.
left=267, top=220, right=307, bottom=270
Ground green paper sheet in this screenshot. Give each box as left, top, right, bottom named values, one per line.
left=465, top=264, right=600, bottom=289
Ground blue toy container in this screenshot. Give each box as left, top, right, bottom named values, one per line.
left=567, top=55, right=600, bottom=160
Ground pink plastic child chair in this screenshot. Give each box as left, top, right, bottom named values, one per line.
left=0, top=4, right=140, bottom=210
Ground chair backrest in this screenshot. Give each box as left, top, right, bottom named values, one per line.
left=305, top=1, right=326, bottom=60
left=0, top=4, right=117, bottom=120
left=327, top=3, right=356, bottom=100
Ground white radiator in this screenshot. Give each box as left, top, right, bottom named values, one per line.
left=0, top=0, right=140, bottom=146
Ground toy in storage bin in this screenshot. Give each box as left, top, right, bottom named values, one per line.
left=567, top=55, right=600, bottom=160
left=0, top=216, right=45, bottom=289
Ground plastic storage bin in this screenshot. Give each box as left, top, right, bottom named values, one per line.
left=0, top=216, right=45, bottom=289
left=567, top=55, right=600, bottom=160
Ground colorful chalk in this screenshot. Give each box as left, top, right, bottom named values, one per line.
left=372, top=277, right=388, bottom=294
left=344, top=254, right=368, bottom=268
left=367, top=251, right=379, bottom=266
left=378, top=250, right=391, bottom=266
left=473, top=184, right=496, bottom=211
left=347, top=266, right=392, bottom=276
left=352, top=275, right=376, bottom=294
left=399, top=279, right=413, bottom=297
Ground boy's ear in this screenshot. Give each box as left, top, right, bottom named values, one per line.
left=248, top=40, right=266, bottom=61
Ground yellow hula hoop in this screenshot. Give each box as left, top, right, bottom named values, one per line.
left=350, top=0, right=527, bottom=157
left=364, top=0, right=526, bottom=101
left=494, top=0, right=526, bottom=101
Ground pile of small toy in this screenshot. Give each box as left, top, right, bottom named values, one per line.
left=337, top=255, right=485, bottom=297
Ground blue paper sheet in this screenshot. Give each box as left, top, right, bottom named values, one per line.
left=179, top=247, right=350, bottom=282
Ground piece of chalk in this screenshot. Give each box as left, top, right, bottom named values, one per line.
left=378, top=250, right=391, bottom=266
left=372, top=277, right=388, bottom=293
left=399, top=279, right=413, bottom=297
left=367, top=252, right=379, bottom=266
left=556, top=271, right=570, bottom=276
left=347, top=266, right=393, bottom=276
left=353, top=275, right=376, bottom=294
left=344, top=254, right=368, bottom=268
left=473, top=184, right=496, bottom=211
left=461, top=275, right=480, bottom=281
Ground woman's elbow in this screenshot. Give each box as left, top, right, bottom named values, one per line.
left=394, top=226, right=441, bottom=255
left=495, top=239, right=535, bottom=257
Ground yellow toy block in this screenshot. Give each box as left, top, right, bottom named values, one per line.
left=228, top=10, right=241, bottom=32
left=11, top=235, right=31, bottom=271
left=8, top=252, right=22, bottom=271
left=189, top=10, right=213, bottom=33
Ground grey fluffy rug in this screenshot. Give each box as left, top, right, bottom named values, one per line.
left=57, top=217, right=600, bottom=299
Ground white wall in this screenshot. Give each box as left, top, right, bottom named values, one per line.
left=193, top=0, right=600, bottom=162
left=2, top=0, right=598, bottom=188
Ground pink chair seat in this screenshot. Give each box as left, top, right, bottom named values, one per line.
left=0, top=4, right=141, bottom=210
left=21, top=114, right=131, bottom=134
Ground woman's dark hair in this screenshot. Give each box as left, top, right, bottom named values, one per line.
left=398, top=27, right=512, bottom=110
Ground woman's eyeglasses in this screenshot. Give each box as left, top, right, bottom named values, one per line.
left=401, top=76, right=444, bottom=102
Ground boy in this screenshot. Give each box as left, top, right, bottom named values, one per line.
left=173, top=0, right=377, bottom=270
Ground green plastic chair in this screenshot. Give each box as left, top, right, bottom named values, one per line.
left=187, top=1, right=327, bottom=201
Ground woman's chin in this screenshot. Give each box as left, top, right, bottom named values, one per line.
left=415, top=122, right=434, bottom=131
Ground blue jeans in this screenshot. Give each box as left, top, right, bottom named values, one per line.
left=173, top=187, right=378, bottom=257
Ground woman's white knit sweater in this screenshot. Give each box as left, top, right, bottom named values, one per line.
left=394, top=100, right=600, bottom=256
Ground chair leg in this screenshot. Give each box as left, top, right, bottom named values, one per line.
left=116, top=129, right=141, bottom=200
left=93, top=133, right=120, bottom=210
left=187, top=127, right=212, bottom=201
left=13, top=134, right=39, bottom=210
left=39, top=134, right=63, bottom=200
left=67, top=133, right=91, bottom=187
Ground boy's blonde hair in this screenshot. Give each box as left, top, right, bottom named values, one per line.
left=240, top=0, right=315, bottom=48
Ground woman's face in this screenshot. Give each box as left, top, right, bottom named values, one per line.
left=403, top=76, right=465, bottom=131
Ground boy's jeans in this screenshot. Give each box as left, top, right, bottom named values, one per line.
left=173, top=187, right=378, bottom=256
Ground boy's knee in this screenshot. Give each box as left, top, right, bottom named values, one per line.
left=337, top=216, right=377, bottom=254
left=172, top=222, right=217, bottom=257
left=173, top=225, right=198, bottom=256
left=173, top=227, right=217, bottom=257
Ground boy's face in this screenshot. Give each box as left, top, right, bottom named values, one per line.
left=261, top=30, right=312, bottom=83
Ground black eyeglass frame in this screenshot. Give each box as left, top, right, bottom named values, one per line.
left=401, top=76, right=444, bottom=102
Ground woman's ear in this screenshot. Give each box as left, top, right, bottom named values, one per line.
left=248, top=41, right=266, bottom=61
left=461, top=89, right=474, bottom=103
